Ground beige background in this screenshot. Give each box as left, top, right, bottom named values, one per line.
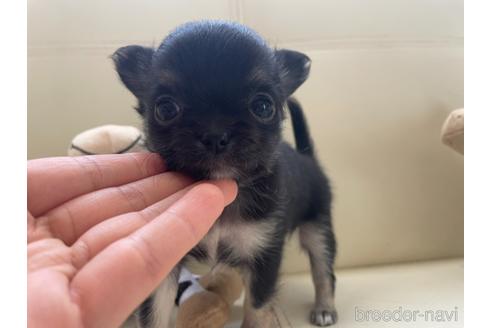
left=28, top=0, right=463, bottom=271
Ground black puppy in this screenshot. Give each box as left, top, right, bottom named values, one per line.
left=113, top=21, right=337, bottom=327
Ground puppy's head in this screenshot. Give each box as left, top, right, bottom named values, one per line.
left=113, top=21, right=310, bottom=180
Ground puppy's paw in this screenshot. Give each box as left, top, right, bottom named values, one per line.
left=310, top=308, right=338, bottom=326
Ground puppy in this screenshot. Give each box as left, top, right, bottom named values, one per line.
left=113, top=21, right=337, bottom=327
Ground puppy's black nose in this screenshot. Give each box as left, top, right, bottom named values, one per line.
left=200, top=133, right=230, bottom=154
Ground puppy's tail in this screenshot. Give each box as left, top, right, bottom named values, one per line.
left=287, top=98, right=315, bottom=157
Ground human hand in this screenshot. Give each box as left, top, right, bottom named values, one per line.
left=27, top=153, right=237, bottom=328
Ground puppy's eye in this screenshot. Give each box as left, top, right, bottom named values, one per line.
left=154, top=97, right=181, bottom=124
left=249, top=94, right=275, bottom=122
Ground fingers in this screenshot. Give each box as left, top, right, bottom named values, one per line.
left=41, top=172, right=192, bottom=245
left=28, top=153, right=164, bottom=216
left=70, top=180, right=237, bottom=328
left=70, top=181, right=194, bottom=270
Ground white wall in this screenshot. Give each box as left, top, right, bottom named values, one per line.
left=28, top=0, right=463, bottom=271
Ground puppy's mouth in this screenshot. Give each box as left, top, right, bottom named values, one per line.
left=164, top=149, right=241, bottom=180
left=198, top=153, right=240, bottom=180
left=208, top=164, right=240, bottom=179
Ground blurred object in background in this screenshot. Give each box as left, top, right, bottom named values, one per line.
left=441, top=108, right=464, bottom=154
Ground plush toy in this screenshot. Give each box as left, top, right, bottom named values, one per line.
left=441, top=108, right=464, bottom=155
left=68, top=124, right=244, bottom=328
left=175, top=267, right=243, bottom=328
left=68, top=125, right=146, bottom=155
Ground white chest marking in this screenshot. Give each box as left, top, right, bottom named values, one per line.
left=198, top=219, right=277, bottom=264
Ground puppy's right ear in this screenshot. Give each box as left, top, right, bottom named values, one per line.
left=112, top=46, right=154, bottom=98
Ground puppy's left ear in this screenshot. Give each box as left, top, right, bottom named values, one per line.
left=275, top=49, right=311, bottom=96
left=112, top=45, right=154, bottom=99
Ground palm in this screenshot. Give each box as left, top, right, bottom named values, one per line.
left=27, top=154, right=236, bottom=328
left=28, top=218, right=82, bottom=327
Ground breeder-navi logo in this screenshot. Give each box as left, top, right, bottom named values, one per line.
left=355, top=306, right=459, bottom=323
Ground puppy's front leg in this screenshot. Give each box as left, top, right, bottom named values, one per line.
left=137, top=267, right=179, bottom=328
left=242, top=291, right=277, bottom=328
left=241, top=243, right=283, bottom=328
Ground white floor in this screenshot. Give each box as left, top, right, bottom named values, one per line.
left=226, top=259, right=463, bottom=328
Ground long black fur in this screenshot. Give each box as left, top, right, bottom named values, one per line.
left=113, top=20, right=337, bottom=327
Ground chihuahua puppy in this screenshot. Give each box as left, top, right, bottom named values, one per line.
left=113, top=21, right=337, bottom=327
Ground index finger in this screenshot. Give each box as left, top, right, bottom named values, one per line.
left=28, top=153, right=165, bottom=216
